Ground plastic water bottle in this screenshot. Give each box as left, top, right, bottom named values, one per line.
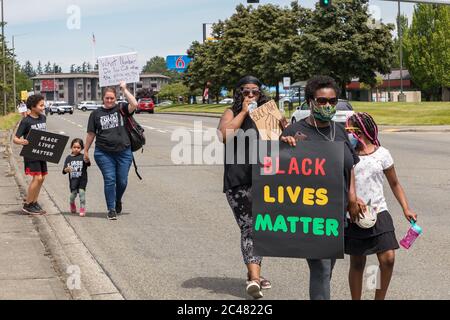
left=400, top=221, right=422, bottom=249
left=248, top=101, right=258, bottom=112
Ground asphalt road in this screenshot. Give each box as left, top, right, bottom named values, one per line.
left=39, top=110, right=450, bottom=300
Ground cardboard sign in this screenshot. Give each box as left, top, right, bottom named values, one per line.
left=20, top=130, right=69, bottom=164
left=249, top=100, right=284, bottom=140
left=252, top=141, right=345, bottom=259
left=98, top=52, right=140, bottom=87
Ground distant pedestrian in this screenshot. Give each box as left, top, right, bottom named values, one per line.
left=13, top=95, right=48, bottom=215
left=17, top=100, right=28, bottom=117
left=63, top=138, right=91, bottom=217
left=84, top=81, right=138, bottom=220
left=345, top=112, right=418, bottom=300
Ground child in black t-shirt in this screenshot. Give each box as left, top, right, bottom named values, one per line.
left=13, top=94, right=48, bottom=215
left=63, top=138, right=91, bottom=217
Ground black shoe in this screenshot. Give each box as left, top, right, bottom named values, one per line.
left=22, top=203, right=42, bottom=215
left=32, top=202, right=47, bottom=214
left=115, top=201, right=122, bottom=214
left=107, top=209, right=117, bottom=220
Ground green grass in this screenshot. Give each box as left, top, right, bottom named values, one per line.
left=0, top=113, right=21, bottom=130
left=156, top=102, right=450, bottom=125
left=156, top=104, right=228, bottom=114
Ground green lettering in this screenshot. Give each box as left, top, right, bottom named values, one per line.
left=299, top=217, right=312, bottom=233
left=326, top=219, right=339, bottom=237
left=286, top=216, right=300, bottom=233
left=313, top=218, right=325, bottom=235
left=254, top=214, right=273, bottom=232
left=273, top=215, right=288, bottom=233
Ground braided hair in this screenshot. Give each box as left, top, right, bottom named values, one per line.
left=348, top=112, right=380, bottom=147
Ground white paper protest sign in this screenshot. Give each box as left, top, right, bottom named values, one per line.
left=98, top=52, right=140, bottom=87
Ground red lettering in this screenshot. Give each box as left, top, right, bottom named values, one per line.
left=288, top=158, right=299, bottom=175
left=302, top=158, right=313, bottom=176
left=315, top=158, right=326, bottom=176
left=276, top=158, right=285, bottom=174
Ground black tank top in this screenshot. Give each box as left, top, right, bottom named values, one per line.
left=223, top=109, right=257, bottom=192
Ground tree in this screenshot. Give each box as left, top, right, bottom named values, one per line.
left=301, top=0, right=396, bottom=98
left=185, top=2, right=310, bottom=102
left=142, top=56, right=167, bottom=74
left=403, top=4, right=450, bottom=101
left=36, top=61, right=43, bottom=75
left=21, top=61, right=35, bottom=78
left=158, top=82, right=189, bottom=103
left=136, top=88, right=155, bottom=100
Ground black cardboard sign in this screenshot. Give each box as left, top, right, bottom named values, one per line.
left=20, top=130, right=69, bottom=164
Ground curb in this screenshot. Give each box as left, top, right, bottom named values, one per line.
left=7, top=125, right=124, bottom=300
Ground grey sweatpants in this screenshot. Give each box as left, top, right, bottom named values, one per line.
left=307, top=259, right=337, bottom=300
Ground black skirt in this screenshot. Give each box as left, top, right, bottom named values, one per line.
left=344, top=210, right=399, bottom=256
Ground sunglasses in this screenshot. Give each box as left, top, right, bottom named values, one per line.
left=241, top=88, right=261, bottom=96
left=314, top=97, right=338, bottom=106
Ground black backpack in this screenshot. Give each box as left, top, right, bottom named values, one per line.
left=120, top=107, right=145, bottom=180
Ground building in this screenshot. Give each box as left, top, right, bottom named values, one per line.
left=31, top=72, right=170, bottom=105
left=347, top=69, right=421, bottom=102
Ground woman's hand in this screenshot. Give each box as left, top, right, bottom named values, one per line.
left=119, top=81, right=127, bottom=92
left=84, top=152, right=90, bottom=163
left=241, top=97, right=255, bottom=114
left=280, top=136, right=297, bottom=147
left=348, top=200, right=364, bottom=223
left=404, top=208, right=418, bottom=223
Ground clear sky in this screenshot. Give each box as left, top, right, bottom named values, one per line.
left=4, top=0, right=415, bottom=72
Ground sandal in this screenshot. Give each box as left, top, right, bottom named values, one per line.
left=246, top=279, right=263, bottom=299
left=260, top=276, right=272, bottom=290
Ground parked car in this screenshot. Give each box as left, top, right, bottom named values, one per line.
left=156, top=100, right=173, bottom=107
left=77, top=101, right=103, bottom=112
left=219, top=98, right=234, bottom=105
left=136, top=98, right=155, bottom=114
left=48, top=102, right=74, bottom=115
left=280, top=91, right=304, bottom=104
left=291, top=99, right=354, bottom=124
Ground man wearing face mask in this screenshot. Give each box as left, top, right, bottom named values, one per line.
left=280, top=75, right=363, bottom=300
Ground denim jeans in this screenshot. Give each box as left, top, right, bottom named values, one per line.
left=307, top=258, right=337, bottom=300
left=94, top=147, right=132, bottom=211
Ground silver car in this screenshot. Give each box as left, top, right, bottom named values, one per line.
left=77, top=101, right=103, bottom=112
left=291, top=99, right=354, bottom=124
left=49, top=102, right=74, bottom=115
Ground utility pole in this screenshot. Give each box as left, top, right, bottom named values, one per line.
left=12, top=35, right=15, bottom=106
left=1, top=0, right=6, bottom=115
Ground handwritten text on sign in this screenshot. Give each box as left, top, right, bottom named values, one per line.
left=252, top=141, right=345, bottom=259
left=98, top=52, right=140, bottom=87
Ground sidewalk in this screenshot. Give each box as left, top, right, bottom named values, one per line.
left=0, top=130, right=70, bottom=300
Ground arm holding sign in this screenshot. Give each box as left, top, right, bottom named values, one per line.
left=120, top=81, right=138, bottom=114
left=13, top=136, right=29, bottom=146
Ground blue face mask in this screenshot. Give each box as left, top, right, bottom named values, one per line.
left=348, top=133, right=359, bottom=149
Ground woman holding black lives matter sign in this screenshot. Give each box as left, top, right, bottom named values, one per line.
left=84, top=81, right=138, bottom=221
left=281, top=75, right=364, bottom=300
left=218, top=76, right=288, bottom=299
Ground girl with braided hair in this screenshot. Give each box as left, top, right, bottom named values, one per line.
left=345, top=112, right=418, bottom=300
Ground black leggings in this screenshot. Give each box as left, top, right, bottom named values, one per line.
left=225, top=185, right=262, bottom=266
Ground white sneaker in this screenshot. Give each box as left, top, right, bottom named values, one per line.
left=246, top=280, right=263, bottom=299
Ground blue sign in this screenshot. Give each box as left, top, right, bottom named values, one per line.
left=166, top=55, right=192, bottom=72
